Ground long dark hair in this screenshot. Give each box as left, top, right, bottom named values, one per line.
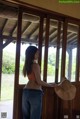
left=23, top=46, right=38, bottom=77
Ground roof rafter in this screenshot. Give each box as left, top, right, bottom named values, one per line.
left=10, top=21, right=17, bottom=36
left=22, top=21, right=31, bottom=34
left=1, top=19, right=8, bottom=34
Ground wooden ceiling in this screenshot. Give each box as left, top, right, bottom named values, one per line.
left=0, top=3, right=79, bottom=48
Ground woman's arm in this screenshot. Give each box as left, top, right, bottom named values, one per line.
left=32, top=63, right=57, bottom=87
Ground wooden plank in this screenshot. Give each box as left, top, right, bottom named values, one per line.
left=13, top=8, right=22, bottom=119
left=43, top=16, right=50, bottom=82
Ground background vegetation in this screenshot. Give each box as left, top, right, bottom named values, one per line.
left=2, top=50, right=76, bottom=76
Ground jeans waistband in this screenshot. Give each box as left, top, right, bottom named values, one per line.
left=23, top=88, right=43, bottom=93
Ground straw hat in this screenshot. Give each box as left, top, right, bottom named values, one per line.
left=54, top=77, right=76, bottom=100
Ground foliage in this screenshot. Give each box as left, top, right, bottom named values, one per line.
left=48, top=53, right=56, bottom=66
left=2, top=52, right=15, bottom=74
left=2, top=50, right=76, bottom=76
left=47, top=64, right=55, bottom=75
left=2, top=51, right=24, bottom=74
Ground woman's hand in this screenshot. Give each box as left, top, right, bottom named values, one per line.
left=50, top=83, right=58, bottom=87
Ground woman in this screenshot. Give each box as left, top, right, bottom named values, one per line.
left=22, top=46, right=57, bottom=119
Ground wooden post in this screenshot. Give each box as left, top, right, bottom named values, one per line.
left=43, top=16, right=50, bottom=82
left=13, top=8, right=22, bottom=119
left=55, top=21, right=61, bottom=83
left=38, top=16, right=44, bottom=68
left=54, top=21, right=61, bottom=119
left=60, top=19, right=68, bottom=119
left=61, top=19, right=68, bottom=79
left=67, top=48, right=72, bottom=80
left=42, top=16, right=50, bottom=119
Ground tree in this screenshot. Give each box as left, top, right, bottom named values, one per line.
left=2, top=51, right=15, bottom=74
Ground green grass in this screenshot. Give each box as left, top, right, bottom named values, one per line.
left=1, top=74, right=14, bottom=101
left=1, top=74, right=28, bottom=101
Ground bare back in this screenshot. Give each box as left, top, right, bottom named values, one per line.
left=24, top=63, right=42, bottom=90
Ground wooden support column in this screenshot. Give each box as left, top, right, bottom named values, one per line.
left=55, top=21, right=61, bottom=83
left=0, top=34, right=3, bottom=100
left=38, top=16, right=44, bottom=68
left=76, top=25, right=80, bottom=82
left=43, top=16, right=50, bottom=82
left=42, top=16, right=50, bottom=119
left=60, top=19, right=67, bottom=119
left=13, top=8, right=22, bottom=119
left=67, top=48, right=72, bottom=80
left=61, top=19, right=68, bottom=79
left=54, top=21, right=61, bottom=119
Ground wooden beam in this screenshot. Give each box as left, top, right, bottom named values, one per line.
left=50, top=37, right=57, bottom=44
left=69, top=39, right=77, bottom=46
left=67, top=32, right=74, bottom=39
left=22, top=22, right=33, bottom=35
left=49, top=26, right=56, bottom=34
left=67, top=18, right=80, bottom=25
left=22, top=21, right=31, bottom=34
left=42, top=25, right=47, bottom=38
left=1, top=19, right=8, bottom=34
left=1, top=35, right=38, bottom=44
left=55, top=21, right=61, bottom=83
left=50, top=30, right=63, bottom=43
left=61, top=19, right=67, bottom=79
left=54, top=21, right=61, bottom=119
left=67, top=34, right=77, bottom=42
left=38, top=16, right=44, bottom=68
left=3, top=38, right=14, bottom=48
left=49, top=29, right=57, bottom=39
left=68, top=36, right=77, bottom=44
left=67, top=48, right=72, bottom=80
left=27, top=24, right=39, bottom=39
left=13, top=8, right=22, bottom=119
left=43, top=16, right=50, bottom=82
left=10, top=21, right=17, bottom=36
left=68, top=24, right=78, bottom=33
left=67, top=44, right=77, bottom=49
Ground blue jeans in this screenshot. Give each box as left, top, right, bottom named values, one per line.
left=22, top=89, right=43, bottom=119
